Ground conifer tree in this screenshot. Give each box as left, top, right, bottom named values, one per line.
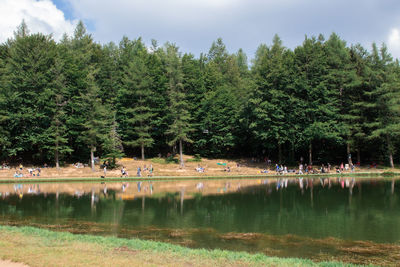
left=249, top=35, right=293, bottom=163
left=164, top=43, right=193, bottom=166
left=324, top=33, right=356, bottom=165
left=77, top=68, right=111, bottom=171
left=369, top=44, right=400, bottom=168
left=43, top=56, right=73, bottom=168
left=293, top=35, right=341, bottom=164
left=4, top=22, right=57, bottom=161
left=117, top=38, right=155, bottom=160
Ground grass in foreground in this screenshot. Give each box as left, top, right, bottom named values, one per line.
left=0, top=226, right=366, bottom=267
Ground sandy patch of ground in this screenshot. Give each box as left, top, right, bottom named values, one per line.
left=0, top=260, right=29, bottom=267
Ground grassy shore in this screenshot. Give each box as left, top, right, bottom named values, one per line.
left=0, top=172, right=395, bottom=184
left=0, top=155, right=398, bottom=183
left=0, top=225, right=365, bottom=267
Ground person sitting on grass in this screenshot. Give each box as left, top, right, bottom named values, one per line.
left=196, top=164, right=205, bottom=173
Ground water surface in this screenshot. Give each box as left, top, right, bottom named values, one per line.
left=0, top=177, right=399, bottom=265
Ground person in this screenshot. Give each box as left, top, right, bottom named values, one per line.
left=299, top=163, right=303, bottom=174
left=321, top=164, right=325, bottom=173
left=137, top=167, right=141, bottom=177
left=103, top=165, right=107, bottom=177
left=121, top=166, right=128, bottom=177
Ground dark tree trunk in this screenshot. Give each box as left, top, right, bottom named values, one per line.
left=141, top=144, right=145, bottom=160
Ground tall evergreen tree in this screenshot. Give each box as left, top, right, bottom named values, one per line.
left=293, top=35, right=341, bottom=164
left=43, top=56, right=73, bottom=168
left=164, top=44, right=193, bottom=166
left=117, top=38, right=155, bottom=160
left=4, top=22, right=58, bottom=161
left=77, top=68, right=111, bottom=171
left=369, top=44, right=400, bottom=168
left=324, top=33, right=356, bottom=165
left=249, top=35, right=294, bottom=163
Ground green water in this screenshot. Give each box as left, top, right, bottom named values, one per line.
left=0, top=177, right=399, bottom=264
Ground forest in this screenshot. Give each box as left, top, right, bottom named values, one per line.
left=0, top=21, right=399, bottom=168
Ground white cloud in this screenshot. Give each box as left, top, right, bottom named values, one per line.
left=0, top=0, right=77, bottom=43
left=388, top=28, right=400, bottom=60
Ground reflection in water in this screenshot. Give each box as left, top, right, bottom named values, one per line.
left=0, top=178, right=399, bottom=265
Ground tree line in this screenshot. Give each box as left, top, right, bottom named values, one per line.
left=0, top=21, right=400, bottom=169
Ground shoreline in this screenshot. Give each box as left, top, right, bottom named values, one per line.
left=0, top=225, right=358, bottom=267
left=0, top=171, right=396, bottom=184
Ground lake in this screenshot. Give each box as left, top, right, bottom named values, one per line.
left=0, top=177, right=399, bottom=265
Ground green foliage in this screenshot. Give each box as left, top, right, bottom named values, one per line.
left=116, top=38, right=155, bottom=160
left=187, top=154, right=202, bottom=162
left=1, top=22, right=400, bottom=167
left=150, top=156, right=178, bottom=164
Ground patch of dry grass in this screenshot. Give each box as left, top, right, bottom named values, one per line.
left=0, top=226, right=347, bottom=267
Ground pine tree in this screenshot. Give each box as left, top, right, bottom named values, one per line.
left=369, top=44, right=400, bottom=168
left=324, top=33, right=356, bottom=165
left=77, top=68, right=111, bottom=171
left=345, top=44, right=372, bottom=164
left=103, top=113, right=124, bottom=167
left=249, top=35, right=294, bottom=163
left=117, top=38, right=155, bottom=160
left=0, top=44, right=10, bottom=158
left=43, top=56, right=73, bottom=168
left=293, top=35, right=341, bottom=164
left=164, top=43, right=193, bottom=167
left=4, top=22, right=58, bottom=161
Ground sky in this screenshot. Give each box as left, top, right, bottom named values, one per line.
left=1, top=0, right=400, bottom=60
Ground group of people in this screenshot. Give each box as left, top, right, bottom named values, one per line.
left=275, top=164, right=296, bottom=174
left=120, top=165, right=154, bottom=178
left=13, top=164, right=41, bottom=178
left=1, top=162, right=10, bottom=170
left=195, top=165, right=205, bottom=172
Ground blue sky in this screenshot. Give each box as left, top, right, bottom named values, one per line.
left=1, top=0, right=400, bottom=59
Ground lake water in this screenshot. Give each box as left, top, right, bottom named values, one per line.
left=0, top=177, right=399, bottom=265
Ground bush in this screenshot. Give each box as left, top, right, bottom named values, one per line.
left=187, top=154, right=202, bottom=162
left=151, top=157, right=179, bottom=164
left=165, top=156, right=179, bottom=164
